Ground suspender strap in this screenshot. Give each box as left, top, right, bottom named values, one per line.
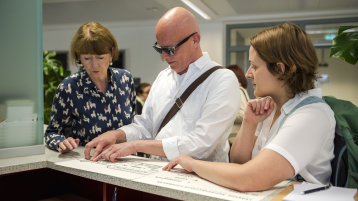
left=278, top=96, right=325, bottom=132
left=157, top=66, right=223, bottom=134
left=278, top=96, right=325, bottom=182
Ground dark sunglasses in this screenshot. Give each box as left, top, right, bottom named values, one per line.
left=152, top=32, right=197, bottom=56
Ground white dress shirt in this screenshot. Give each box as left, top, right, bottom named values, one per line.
left=121, top=53, right=241, bottom=162
left=252, top=88, right=335, bottom=184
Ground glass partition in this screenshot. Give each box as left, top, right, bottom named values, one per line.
left=0, top=0, right=44, bottom=158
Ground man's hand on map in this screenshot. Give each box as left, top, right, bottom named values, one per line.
left=92, top=141, right=138, bottom=162
left=84, top=130, right=124, bottom=161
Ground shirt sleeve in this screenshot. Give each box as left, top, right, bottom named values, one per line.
left=122, top=75, right=157, bottom=141
left=265, top=104, right=335, bottom=174
left=44, top=82, right=72, bottom=151
left=163, top=70, right=241, bottom=160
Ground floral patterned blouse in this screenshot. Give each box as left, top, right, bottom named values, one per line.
left=45, top=67, right=136, bottom=151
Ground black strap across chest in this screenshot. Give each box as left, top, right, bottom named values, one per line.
left=157, top=66, right=223, bottom=134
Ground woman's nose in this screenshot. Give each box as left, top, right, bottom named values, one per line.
left=91, top=58, right=100, bottom=67
left=245, top=69, right=251, bottom=78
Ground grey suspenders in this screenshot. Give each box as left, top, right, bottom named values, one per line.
left=277, top=95, right=325, bottom=182
left=277, top=96, right=325, bottom=131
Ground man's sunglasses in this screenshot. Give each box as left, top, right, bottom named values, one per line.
left=152, top=32, right=197, bottom=56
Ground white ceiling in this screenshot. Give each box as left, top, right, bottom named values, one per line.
left=43, top=0, right=358, bottom=26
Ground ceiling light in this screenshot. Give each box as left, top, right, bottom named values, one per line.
left=181, top=0, right=211, bottom=20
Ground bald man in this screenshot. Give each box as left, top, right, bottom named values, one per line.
left=84, top=7, right=240, bottom=163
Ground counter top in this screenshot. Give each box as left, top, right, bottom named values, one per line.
left=0, top=147, right=47, bottom=175
left=0, top=146, right=288, bottom=201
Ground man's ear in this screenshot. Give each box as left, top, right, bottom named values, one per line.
left=192, top=33, right=200, bottom=45
left=276, top=62, right=285, bottom=74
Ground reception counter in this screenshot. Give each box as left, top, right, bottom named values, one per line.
left=0, top=146, right=291, bottom=201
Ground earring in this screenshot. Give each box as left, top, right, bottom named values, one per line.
left=110, top=62, right=113, bottom=66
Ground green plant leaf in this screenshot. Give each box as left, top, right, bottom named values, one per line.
left=330, top=26, right=358, bottom=65
left=43, top=50, right=71, bottom=124
left=337, top=26, right=358, bottom=35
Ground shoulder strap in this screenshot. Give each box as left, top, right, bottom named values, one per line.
left=277, top=96, right=325, bottom=131
left=277, top=96, right=325, bottom=182
left=157, top=66, right=223, bottom=134
left=240, top=87, right=249, bottom=102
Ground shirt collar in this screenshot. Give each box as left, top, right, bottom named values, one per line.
left=107, top=67, right=115, bottom=86
left=281, top=88, right=322, bottom=115
left=136, top=96, right=145, bottom=105
left=190, top=52, right=211, bottom=71
left=170, top=52, right=211, bottom=84
left=80, top=68, right=114, bottom=89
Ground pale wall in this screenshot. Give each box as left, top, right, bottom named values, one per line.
left=43, top=22, right=358, bottom=106
left=317, top=48, right=358, bottom=106
left=43, top=21, right=223, bottom=84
